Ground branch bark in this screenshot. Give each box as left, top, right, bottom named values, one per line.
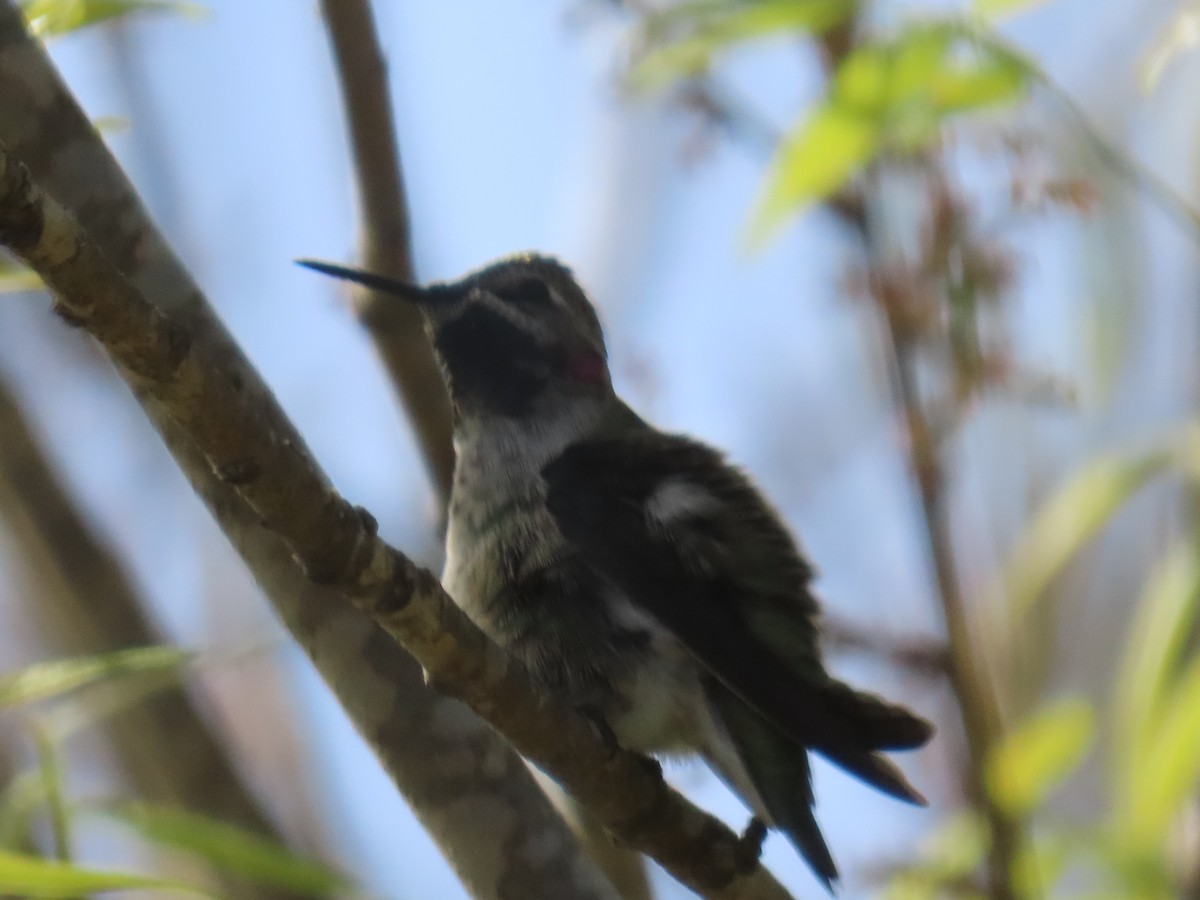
left=0, top=139, right=793, bottom=900
left=0, top=6, right=614, bottom=898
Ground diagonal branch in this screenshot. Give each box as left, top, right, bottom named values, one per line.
left=0, top=141, right=794, bottom=900
left=317, top=0, right=456, bottom=507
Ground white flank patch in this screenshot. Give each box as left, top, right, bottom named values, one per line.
left=645, top=478, right=717, bottom=525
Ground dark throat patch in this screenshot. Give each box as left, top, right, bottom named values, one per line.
left=436, top=306, right=550, bottom=417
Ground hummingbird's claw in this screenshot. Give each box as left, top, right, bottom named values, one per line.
left=737, top=817, right=769, bottom=866
left=636, top=753, right=663, bottom=781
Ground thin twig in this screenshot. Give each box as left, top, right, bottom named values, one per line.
left=879, top=300, right=1019, bottom=900
left=0, top=140, right=794, bottom=900
left=821, top=615, right=949, bottom=677
left=318, top=0, right=456, bottom=506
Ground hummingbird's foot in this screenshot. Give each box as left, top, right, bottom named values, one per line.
left=578, top=707, right=663, bottom=781
left=635, top=753, right=663, bottom=781
left=736, top=817, right=768, bottom=866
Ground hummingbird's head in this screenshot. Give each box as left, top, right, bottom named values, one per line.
left=298, top=254, right=612, bottom=419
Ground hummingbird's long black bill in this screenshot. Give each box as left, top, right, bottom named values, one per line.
left=296, top=258, right=445, bottom=305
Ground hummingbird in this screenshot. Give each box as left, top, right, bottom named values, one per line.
left=298, top=253, right=933, bottom=889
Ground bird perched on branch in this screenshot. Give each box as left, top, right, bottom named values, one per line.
left=299, top=253, right=933, bottom=889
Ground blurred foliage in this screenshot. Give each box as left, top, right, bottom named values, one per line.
left=973, top=0, right=1053, bottom=20
left=0, top=648, right=354, bottom=896
left=629, top=0, right=856, bottom=88
left=0, top=261, right=42, bottom=294
left=1000, top=434, right=1187, bottom=627
left=631, top=6, right=1036, bottom=240
left=985, top=700, right=1093, bottom=820
left=1140, top=1, right=1200, bottom=91
left=631, top=0, right=1200, bottom=897
left=883, top=813, right=990, bottom=899
left=747, top=23, right=1030, bottom=241
left=0, top=646, right=191, bottom=707
left=19, top=0, right=205, bottom=38
left=0, top=848, right=214, bottom=897
left=96, top=802, right=355, bottom=896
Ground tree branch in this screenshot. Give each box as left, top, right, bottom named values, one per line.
left=0, top=137, right=793, bottom=900
left=0, top=6, right=614, bottom=897
left=317, top=0, right=456, bottom=507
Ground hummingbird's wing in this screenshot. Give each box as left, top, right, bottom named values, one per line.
left=541, top=431, right=933, bottom=798
left=703, top=673, right=839, bottom=888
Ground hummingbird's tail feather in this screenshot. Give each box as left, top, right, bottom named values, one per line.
left=820, top=680, right=934, bottom=751
left=806, top=678, right=932, bottom=806
left=815, top=745, right=928, bottom=806
left=703, top=678, right=840, bottom=892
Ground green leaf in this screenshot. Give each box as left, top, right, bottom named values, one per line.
left=929, top=58, right=1029, bottom=113
left=882, top=813, right=988, bottom=897
left=986, top=699, right=1093, bottom=816
left=746, top=102, right=880, bottom=243
left=889, top=26, right=956, bottom=104
left=20, top=0, right=207, bottom=38
left=1003, top=445, right=1175, bottom=625
left=1012, top=828, right=1075, bottom=897
left=974, top=0, right=1053, bottom=19
left=41, top=664, right=189, bottom=742
left=1126, top=653, right=1200, bottom=846
left=0, top=773, right=47, bottom=852
left=831, top=43, right=890, bottom=112
left=945, top=19, right=1048, bottom=83
left=741, top=22, right=1035, bottom=242
left=0, top=646, right=192, bottom=708
left=1113, top=541, right=1200, bottom=769
left=629, top=0, right=855, bottom=88
left=100, top=802, right=353, bottom=896
left=32, top=727, right=71, bottom=862
left=646, top=0, right=853, bottom=30
left=93, top=116, right=130, bottom=135
left=0, top=264, right=42, bottom=294
left=0, top=849, right=211, bottom=897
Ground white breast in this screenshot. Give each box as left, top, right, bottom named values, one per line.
left=442, top=407, right=600, bottom=619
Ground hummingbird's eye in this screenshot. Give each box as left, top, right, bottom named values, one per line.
left=492, top=279, right=553, bottom=310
